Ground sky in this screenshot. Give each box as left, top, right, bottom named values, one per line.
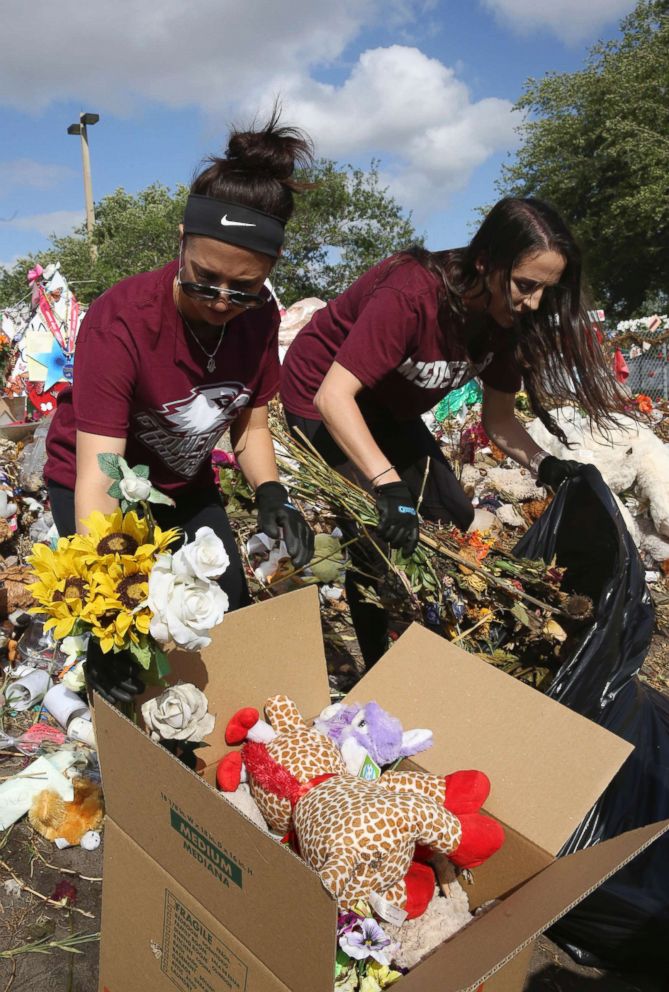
left=0, top=0, right=637, bottom=281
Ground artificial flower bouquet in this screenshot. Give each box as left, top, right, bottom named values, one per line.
left=28, top=454, right=231, bottom=699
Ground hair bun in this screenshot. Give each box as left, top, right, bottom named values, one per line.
left=190, top=105, right=314, bottom=223
left=225, top=109, right=313, bottom=183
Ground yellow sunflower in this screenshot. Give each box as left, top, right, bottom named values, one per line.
left=40, top=596, right=86, bottom=640
left=70, top=509, right=179, bottom=568
left=83, top=560, right=152, bottom=651
left=87, top=609, right=133, bottom=653
left=28, top=538, right=86, bottom=588
left=27, top=539, right=93, bottom=638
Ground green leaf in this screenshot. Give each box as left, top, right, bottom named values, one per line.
left=510, top=601, right=532, bottom=628
left=132, top=464, right=150, bottom=479
left=152, top=645, right=171, bottom=680
left=97, top=453, right=122, bottom=480
left=127, top=637, right=154, bottom=671
left=148, top=488, right=176, bottom=507
left=107, top=480, right=123, bottom=499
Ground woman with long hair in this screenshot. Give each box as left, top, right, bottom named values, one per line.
left=281, top=196, right=629, bottom=669
left=45, top=109, right=315, bottom=699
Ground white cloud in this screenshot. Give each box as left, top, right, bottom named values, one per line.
left=273, top=46, right=519, bottom=210
left=481, top=0, right=637, bottom=44
left=0, top=0, right=385, bottom=114
left=0, top=159, right=74, bottom=194
left=0, top=2, right=518, bottom=219
left=2, top=210, right=84, bottom=238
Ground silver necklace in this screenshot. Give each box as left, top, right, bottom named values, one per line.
left=181, top=314, right=226, bottom=373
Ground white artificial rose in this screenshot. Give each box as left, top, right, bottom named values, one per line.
left=60, top=634, right=89, bottom=665
left=172, top=526, right=230, bottom=582
left=148, top=555, right=228, bottom=651
left=62, top=660, right=86, bottom=693
left=119, top=473, right=152, bottom=502
left=141, top=683, right=215, bottom=742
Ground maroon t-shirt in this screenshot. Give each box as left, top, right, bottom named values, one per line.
left=45, top=260, right=280, bottom=493
left=281, top=255, right=522, bottom=420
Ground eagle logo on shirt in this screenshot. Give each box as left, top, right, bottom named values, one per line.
left=133, top=382, right=251, bottom=478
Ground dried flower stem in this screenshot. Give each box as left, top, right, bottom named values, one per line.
left=271, top=417, right=565, bottom=618
left=28, top=844, right=102, bottom=882
left=0, top=860, right=95, bottom=919
left=451, top=610, right=498, bottom=644
left=0, top=932, right=99, bottom=959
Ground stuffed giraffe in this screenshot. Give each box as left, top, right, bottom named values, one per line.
left=217, top=694, right=348, bottom=835
left=217, top=695, right=504, bottom=915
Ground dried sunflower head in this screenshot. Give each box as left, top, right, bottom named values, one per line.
left=562, top=593, right=593, bottom=621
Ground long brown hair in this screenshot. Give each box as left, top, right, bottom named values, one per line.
left=406, top=197, right=632, bottom=445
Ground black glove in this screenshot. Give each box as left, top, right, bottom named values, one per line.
left=255, top=481, right=315, bottom=570
left=84, top=642, right=145, bottom=706
left=374, top=481, right=419, bottom=556
left=537, top=455, right=585, bottom=492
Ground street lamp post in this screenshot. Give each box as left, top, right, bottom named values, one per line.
left=67, top=112, right=100, bottom=255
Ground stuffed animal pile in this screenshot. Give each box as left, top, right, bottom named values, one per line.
left=217, top=695, right=503, bottom=918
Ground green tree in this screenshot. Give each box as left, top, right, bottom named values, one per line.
left=0, top=161, right=419, bottom=311
left=498, top=0, right=669, bottom=317
left=276, top=159, right=420, bottom=305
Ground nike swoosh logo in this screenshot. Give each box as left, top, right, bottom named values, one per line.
left=221, top=214, right=256, bottom=227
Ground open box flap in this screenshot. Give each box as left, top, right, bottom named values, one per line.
left=345, top=622, right=633, bottom=855
left=141, top=586, right=331, bottom=764
left=398, top=819, right=669, bottom=992
left=95, top=696, right=337, bottom=992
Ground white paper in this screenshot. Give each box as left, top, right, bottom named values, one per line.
left=246, top=532, right=275, bottom=555
left=0, top=751, right=77, bottom=830
left=368, top=891, right=408, bottom=926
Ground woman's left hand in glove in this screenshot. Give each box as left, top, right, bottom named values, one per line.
left=537, top=455, right=586, bottom=492
left=254, top=481, right=315, bottom=569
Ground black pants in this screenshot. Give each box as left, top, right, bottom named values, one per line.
left=47, top=481, right=251, bottom=611
left=286, top=411, right=474, bottom=668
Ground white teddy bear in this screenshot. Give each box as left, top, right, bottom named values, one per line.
left=527, top=407, right=669, bottom=560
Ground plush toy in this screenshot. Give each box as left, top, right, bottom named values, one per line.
left=314, top=700, right=433, bottom=776
left=217, top=695, right=348, bottom=835
left=218, top=695, right=504, bottom=915
left=528, top=407, right=669, bottom=545
left=221, top=783, right=269, bottom=833
left=28, top=776, right=104, bottom=850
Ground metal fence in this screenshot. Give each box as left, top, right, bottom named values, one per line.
left=622, top=341, right=669, bottom=401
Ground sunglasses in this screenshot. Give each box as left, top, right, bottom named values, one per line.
left=177, top=249, right=268, bottom=310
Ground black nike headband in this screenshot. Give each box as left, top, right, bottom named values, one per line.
left=183, top=194, right=286, bottom=258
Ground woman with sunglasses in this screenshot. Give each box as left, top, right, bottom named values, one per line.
left=281, top=196, right=630, bottom=670
left=44, top=112, right=314, bottom=659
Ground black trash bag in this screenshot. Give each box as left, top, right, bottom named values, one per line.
left=513, top=464, right=669, bottom=974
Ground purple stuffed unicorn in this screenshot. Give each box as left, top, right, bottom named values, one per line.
left=314, top=701, right=433, bottom=776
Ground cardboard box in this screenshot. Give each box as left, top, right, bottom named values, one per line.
left=0, top=395, right=36, bottom=442
left=0, top=395, right=27, bottom=426
left=95, top=587, right=669, bottom=992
